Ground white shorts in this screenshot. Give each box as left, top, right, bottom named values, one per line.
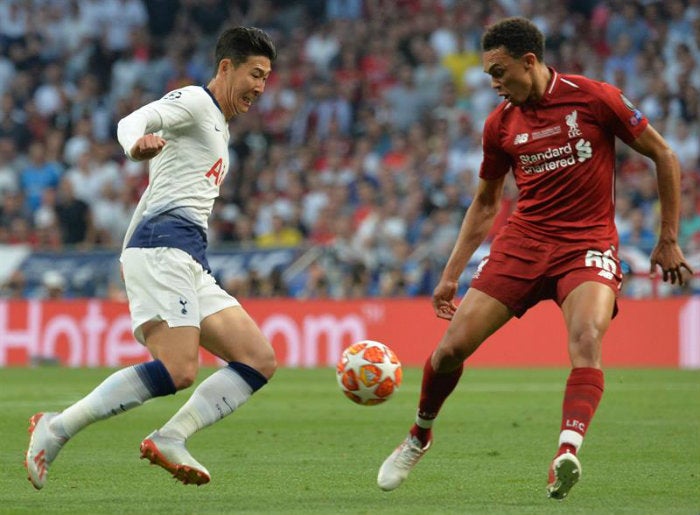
left=121, top=247, right=240, bottom=344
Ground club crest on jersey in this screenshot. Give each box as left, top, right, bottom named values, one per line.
left=565, top=110, right=582, bottom=138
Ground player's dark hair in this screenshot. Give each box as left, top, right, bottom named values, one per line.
left=481, top=17, right=545, bottom=61
left=215, top=26, right=277, bottom=71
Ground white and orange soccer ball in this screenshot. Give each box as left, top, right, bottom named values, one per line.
left=336, top=340, right=402, bottom=406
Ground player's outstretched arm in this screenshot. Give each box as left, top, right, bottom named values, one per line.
left=433, top=176, right=505, bottom=319
left=629, top=124, right=694, bottom=285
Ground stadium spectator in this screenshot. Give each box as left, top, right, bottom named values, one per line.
left=32, top=186, right=59, bottom=239
left=0, top=190, right=31, bottom=244
left=299, top=261, right=332, bottom=298
left=0, top=93, right=31, bottom=151
left=0, top=136, right=19, bottom=198
left=382, top=63, right=427, bottom=132
left=229, top=212, right=257, bottom=247
left=18, top=140, right=62, bottom=213
left=54, top=176, right=95, bottom=246
left=665, top=119, right=700, bottom=171
left=619, top=207, right=658, bottom=254
left=303, top=21, right=340, bottom=75
left=605, top=2, right=650, bottom=53
left=40, top=270, right=67, bottom=299
left=90, top=181, right=132, bottom=247
left=603, top=33, right=638, bottom=86
left=680, top=191, right=700, bottom=252
left=413, top=41, right=453, bottom=109
left=256, top=212, right=304, bottom=247
left=0, top=269, right=27, bottom=298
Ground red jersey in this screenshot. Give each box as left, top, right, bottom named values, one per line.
left=480, top=68, right=648, bottom=245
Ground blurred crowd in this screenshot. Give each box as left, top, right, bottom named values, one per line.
left=0, top=0, right=699, bottom=300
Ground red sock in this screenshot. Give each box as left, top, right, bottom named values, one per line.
left=558, top=367, right=604, bottom=454
left=410, top=356, right=463, bottom=445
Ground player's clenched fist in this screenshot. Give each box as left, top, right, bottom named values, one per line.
left=130, top=133, right=166, bottom=161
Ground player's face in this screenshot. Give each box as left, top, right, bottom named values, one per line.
left=222, top=55, right=272, bottom=118
left=483, top=47, right=535, bottom=106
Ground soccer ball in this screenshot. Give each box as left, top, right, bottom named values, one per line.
left=336, top=340, right=402, bottom=406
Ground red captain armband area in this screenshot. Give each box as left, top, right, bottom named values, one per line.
left=204, top=158, right=225, bottom=186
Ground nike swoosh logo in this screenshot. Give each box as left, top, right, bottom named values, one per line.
left=214, top=126, right=222, bottom=132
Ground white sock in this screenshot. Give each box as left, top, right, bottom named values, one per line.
left=415, top=415, right=434, bottom=429
left=50, top=366, right=154, bottom=438
left=558, top=429, right=584, bottom=452
left=158, top=367, right=253, bottom=441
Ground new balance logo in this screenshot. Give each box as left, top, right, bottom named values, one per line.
left=598, top=270, right=614, bottom=280
left=514, top=133, right=529, bottom=145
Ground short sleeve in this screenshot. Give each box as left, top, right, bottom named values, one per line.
left=591, top=82, right=648, bottom=145
left=479, top=111, right=513, bottom=180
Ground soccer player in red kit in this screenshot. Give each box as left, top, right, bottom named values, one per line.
left=377, top=17, right=693, bottom=500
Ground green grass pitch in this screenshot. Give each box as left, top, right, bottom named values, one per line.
left=1, top=367, right=698, bottom=515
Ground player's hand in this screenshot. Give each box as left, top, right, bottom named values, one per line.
left=649, top=239, right=694, bottom=286
left=432, top=278, right=459, bottom=320
left=130, top=134, right=166, bottom=161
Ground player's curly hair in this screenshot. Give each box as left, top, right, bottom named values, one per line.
left=481, top=17, right=545, bottom=61
left=215, top=26, right=277, bottom=70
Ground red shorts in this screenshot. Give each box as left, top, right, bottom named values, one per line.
left=470, top=226, right=622, bottom=318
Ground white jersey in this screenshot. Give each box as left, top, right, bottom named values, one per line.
left=117, top=86, right=230, bottom=270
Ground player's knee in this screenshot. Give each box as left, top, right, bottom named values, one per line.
left=433, top=344, right=469, bottom=371
left=568, top=323, right=604, bottom=367
left=255, top=348, right=277, bottom=380
left=570, top=321, right=604, bottom=348
left=168, top=363, right=199, bottom=390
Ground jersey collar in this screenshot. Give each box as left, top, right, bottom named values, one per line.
left=201, top=85, right=224, bottom=115
left=540, top=67, right=559, bottom=104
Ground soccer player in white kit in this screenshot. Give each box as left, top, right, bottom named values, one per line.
left=25, top=27, right=277, bottom=488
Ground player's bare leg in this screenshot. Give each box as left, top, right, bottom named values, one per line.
left=25, top=335, right=179, bottom=489
left=378, top=289, right=511, bottom=491
left=141, top=308, right=275, bottom=485
left=137, top=322, right=211, bottom=484
left=547, top=282, right=613, bottom=499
